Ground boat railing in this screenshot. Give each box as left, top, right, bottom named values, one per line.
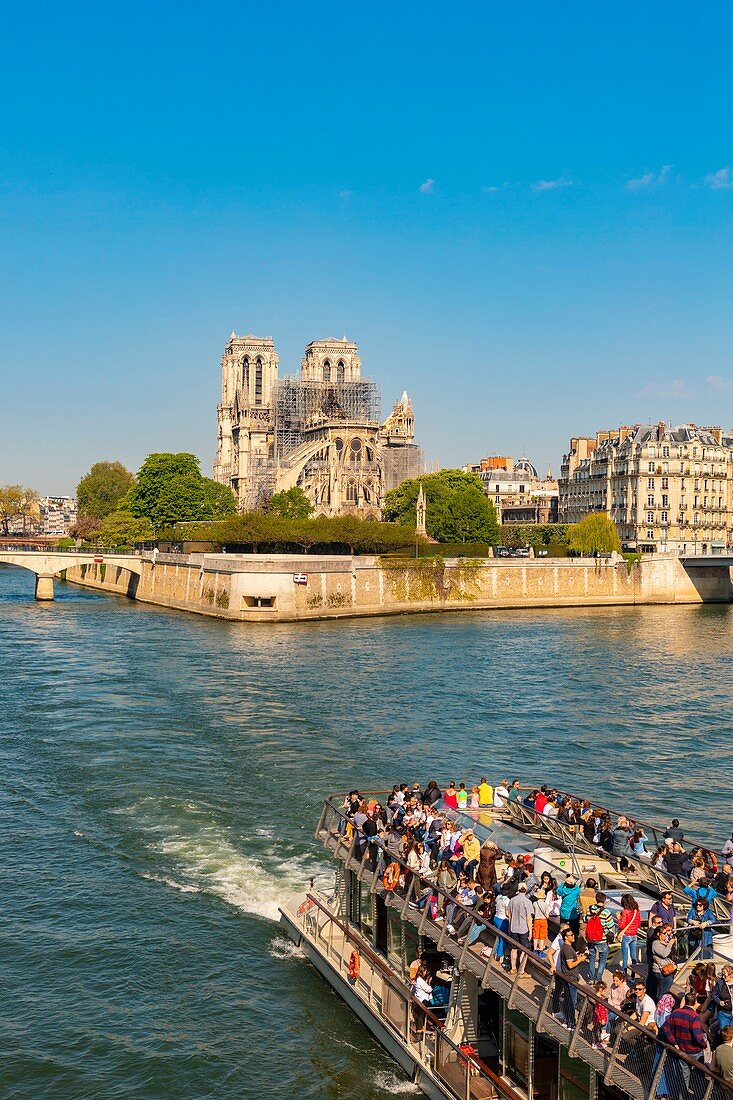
left=317, top=795, right=733, bottom=1100
left=503, top=796, right=731, bottom=920
left=551, top=785, right=721, bottom=865
left=296, top=889, right=518, bottom=1100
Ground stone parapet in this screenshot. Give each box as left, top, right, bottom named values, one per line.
left=63, top=552, right=733, bottom=623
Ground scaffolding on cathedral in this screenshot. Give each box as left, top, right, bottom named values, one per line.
left=273, top=376, right=382, bottom=460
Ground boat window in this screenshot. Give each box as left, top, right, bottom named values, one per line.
left=559, top=1045, right=592, bottom=1099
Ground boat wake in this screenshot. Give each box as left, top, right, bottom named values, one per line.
left=117, top=795, right=327, bottom=922
left=371, top=1070, right=420, bottom=1094
left=267, top=934, right=306, bottom=961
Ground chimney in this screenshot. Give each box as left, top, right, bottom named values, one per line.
left=657, top=421, right=665, bottom=442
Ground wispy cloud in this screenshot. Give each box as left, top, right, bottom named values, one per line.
left=338, top=189, right=353, bottom=199
left=636, top=378, right=694, bottom=399
left=482, top=181, right=511, bottom=193
left=705, top=167, right=733, bottom=190
left=531, top=177, right=575, bottom=192
left=625, top=165, right=671, bottom=190
left=419, top=178, right=435, bottom=194
left=707, top=374, right=733, bottom=391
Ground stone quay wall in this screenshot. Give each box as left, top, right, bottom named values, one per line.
left=64, top=552, right=733, bottom=623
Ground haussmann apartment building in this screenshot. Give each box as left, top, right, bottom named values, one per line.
left=558, top=422, right=733, bottom=554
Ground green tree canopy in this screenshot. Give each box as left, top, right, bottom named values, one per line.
left=125, top=454, right=236, bottom=530
left=99, top=510, right=154, bottom=548
left=568, top=513, right=621, bottom=555
left=383, top=470, right=500, bottom=544
left=268, top=486, right=314, bottom=519
left=76, top=461, right=135, bottom=521
left=70, top=515, right=102, bottom=541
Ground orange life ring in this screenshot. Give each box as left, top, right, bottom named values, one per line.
left=348, top=949, right=360, bottom=980
left=297, top=899, right=315, bottom=916
left=383, top=862, right=400, bottom=891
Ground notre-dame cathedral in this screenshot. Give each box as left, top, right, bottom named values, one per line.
left=214, top=333, right=423, bottom=517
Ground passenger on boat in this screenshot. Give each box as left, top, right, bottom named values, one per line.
left=650, top=890, right=678, bottom=931
left=585, top=894, right=616, bottom=983
left=649, top=924, right=677, bottom=1001
left=687, top=899, right=717, bottom=960
left=557, top=873, right=582, bottom=936
left=478, top=777, right=493, bottom=808
left=712, top=1025, right=733, bottom=1084
left=664, top=818, right=685, bottom=845
left=617, top=894, right=642, bottom=977
left=477, top=839, right=501, bottom=892
left=602, top=969, right=630, bottom=1045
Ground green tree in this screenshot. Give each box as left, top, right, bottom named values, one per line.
left=99, top=510, right=154, bottom=548
left=125, top=454, right=235, bottom=530
left=201, top=477, right=237, bottom=519
left=126, top=453, right=200, bottom=526
left=268, top=486, right=314, bottom=519
left=568, top=513, right=621, bottom=555
left=383, top=470, right=500, bottom=544
left=76, top=461, right=135, bottom=521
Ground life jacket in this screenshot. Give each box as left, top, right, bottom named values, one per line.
left=348, top=950, right=360, bottom=980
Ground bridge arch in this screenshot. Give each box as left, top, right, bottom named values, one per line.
left=0, top=552, right=142, bottom=601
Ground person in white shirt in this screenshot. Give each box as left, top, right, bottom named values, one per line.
left=631, top=980, right=656, bottom=1028
left=494, top=780, right=510, bottom=807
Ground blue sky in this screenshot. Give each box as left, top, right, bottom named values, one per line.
left=2, top=2, right=733, bottom=494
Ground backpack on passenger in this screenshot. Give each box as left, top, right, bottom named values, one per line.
left=586, top=913, right=604, bottom=943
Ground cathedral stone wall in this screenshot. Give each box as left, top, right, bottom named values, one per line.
left=214, top=332, right=421, bottom=516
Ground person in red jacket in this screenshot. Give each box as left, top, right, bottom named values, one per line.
left=617, top=893, right=642, bottom=977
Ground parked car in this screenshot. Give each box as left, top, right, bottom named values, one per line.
left=494, top=546, right=511, bottom=558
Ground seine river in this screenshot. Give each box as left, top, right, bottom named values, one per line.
left=2, top=566, right=731, bottom=1098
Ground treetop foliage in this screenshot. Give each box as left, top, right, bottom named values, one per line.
left=76, top=461, right=134, bottom=521
left=168, top=512, right=423, bottom=556
left=568, top=513, right=621, bottom=554
left=383, top=470, right=500, bottom=545
left=124, top=453, right=236, bottom=530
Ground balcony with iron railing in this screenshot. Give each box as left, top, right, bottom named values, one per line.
left=313, top=793, right=733, bottom=1100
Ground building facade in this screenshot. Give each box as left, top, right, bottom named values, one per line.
left=559, top=422, right=733, bottom=552
left=463, top=456, right=559, bottom=524
left=214, top=333, right=422, bottom=516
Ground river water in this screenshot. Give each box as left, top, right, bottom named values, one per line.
left=1, top=567, right=731, bottom=1098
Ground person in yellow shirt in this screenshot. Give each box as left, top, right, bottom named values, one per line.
left=461, top=829, right=481, bottom=878
left=478, top=777, right=493, bottom=807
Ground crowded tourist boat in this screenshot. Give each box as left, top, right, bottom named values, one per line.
left=279, top=781, right=733, bottom=1100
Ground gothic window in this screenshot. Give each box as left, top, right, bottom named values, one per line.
left=242, top=356, right=249, bottom=389
left=363, top=485, right=371, bottom=503
left=350, top=439, right=362, bottom=464
left=255, top=357, right=263, bottom=405
left=337, top=360, right=345, bottom=383
left=334, top=438, right=344, bottom=454
left=323, top=359, right=332, bottom=382
left=365, top=446, right=373, bottom=463
left=346, top=480, right=358, bottom=503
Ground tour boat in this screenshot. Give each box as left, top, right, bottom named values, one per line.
left=280, top=788, right=732, bottom=1100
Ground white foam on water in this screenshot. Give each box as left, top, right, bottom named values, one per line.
left=267, top=934, right=306, bottom=961
left=139, top=871, right=200, bottom=894
left=371, top=1070, right=420, bottom=1094
left=124, top=796, right=328, bottom=922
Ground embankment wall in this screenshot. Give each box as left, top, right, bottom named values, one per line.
left=64, top=552, right=733, bottom=623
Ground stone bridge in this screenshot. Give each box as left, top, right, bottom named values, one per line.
left=0, top=551, right=143, bottom=600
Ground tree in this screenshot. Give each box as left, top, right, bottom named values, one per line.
left=0, top=485, right=40, bottom=535
left=125, top=453, right=235, bottom=530
left=99, top=510, right=154, bottom=548
left=201, top=477, right=237, bottom=519
left=268, top=486, right=314, bottom=519
left=76, top=461, right=134, bottom=521
left=568, top=513, right=621, bottom=555
left=383, top=470, right=500, bottom=544
left=70, top=515, right=102, bottom=542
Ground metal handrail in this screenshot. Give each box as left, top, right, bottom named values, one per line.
left=300, top=891, right=517, bottom=1100
left=320, top=794, right=732, bottom=1094
left=551, top=784, right=724, bottom=864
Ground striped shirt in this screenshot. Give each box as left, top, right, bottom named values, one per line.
left=660, top=1007, right=706, bottom=1055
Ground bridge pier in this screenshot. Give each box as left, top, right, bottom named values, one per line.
left=34, top=574, right=55, bottom=601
